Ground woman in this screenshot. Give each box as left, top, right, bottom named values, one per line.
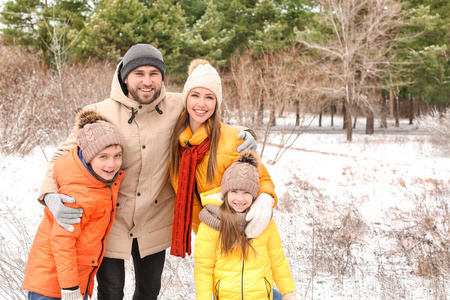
left=169, top=59, right=277, bottom=258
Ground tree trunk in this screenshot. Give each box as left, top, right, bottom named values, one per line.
left=257, top=96, right=264, bottom=126
left=270, top=108, right=276, bottom=126
left=295, top=99, right=300, bottom=126
left=409, top=93, right=414, bottom=125
left=342, top=100, right=347, bottom=129
left=389, top=89, right=394, bottom=118
left=366, top=111, right=374, bottom=134
left=380, top=95, right=387, bottom=128
left=346, top=102, right=353, bottom=142
left=416, top=96, right=421, bottom=117
left=353, top=114, right=357, bottom=129
left=319, top=110, right=322, bottom=127
left=331, top=103, right=335, bottom=127
left=395, top=93, right=400, bottom=127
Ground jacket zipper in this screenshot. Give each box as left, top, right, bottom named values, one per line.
left=87, top=185, right=114, bottom=297
left=241, top=259, right=245, bottom=300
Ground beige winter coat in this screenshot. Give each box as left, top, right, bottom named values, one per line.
left=38, top=62, right=184, bottom=259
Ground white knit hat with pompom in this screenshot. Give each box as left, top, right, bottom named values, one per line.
left=181, top=59, right=222, bottom=111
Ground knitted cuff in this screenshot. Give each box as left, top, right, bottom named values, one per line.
left=282, top=291, right=297, bottom=300
left=61, top=287, right=83, bottom=300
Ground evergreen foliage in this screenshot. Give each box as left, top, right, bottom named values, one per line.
left=0, top=0, right=448, bottom=104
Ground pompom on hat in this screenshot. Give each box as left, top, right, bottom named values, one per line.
left=76, top=109, right=124, bottom=164
left=221, top=150, right=260, bottom=199
left=120, top=44, right=166, bottom=81
left=181, top=59, right=222, bottom=111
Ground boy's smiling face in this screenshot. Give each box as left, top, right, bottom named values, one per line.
left=90, top=145, right=123, bottom=181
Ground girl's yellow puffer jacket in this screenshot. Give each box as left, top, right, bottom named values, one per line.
left=23, top=147, right=124, bottom=298
left=194, top=191, right=295, bottom=299
left=170, top=123, right=278, bottom=233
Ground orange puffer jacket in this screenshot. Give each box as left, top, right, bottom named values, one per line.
left=23, top=147, right=124, bottom=298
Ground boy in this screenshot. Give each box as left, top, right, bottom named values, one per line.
left=23, top=109, right=125, bottom=300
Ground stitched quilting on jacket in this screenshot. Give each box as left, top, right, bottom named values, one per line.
left=23, top=147, right=124, bottom=298
left=170, top=123, right=278, bottom=234
left=38, top=62, right=184, bottom=259
left=194, top=217, right=296, bottom=299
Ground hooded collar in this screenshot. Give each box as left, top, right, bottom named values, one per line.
left=110, top=62, right=167, bottom=116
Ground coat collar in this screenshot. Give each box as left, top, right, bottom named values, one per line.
left=179, top=121, right=215, bottom=147
left=110, top=62, right=167, bottom=115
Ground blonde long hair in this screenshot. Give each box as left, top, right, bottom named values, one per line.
left=218, top=192, right=255, bottom=260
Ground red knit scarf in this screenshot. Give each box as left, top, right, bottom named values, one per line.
left=171, top=138, right=211, bottom=257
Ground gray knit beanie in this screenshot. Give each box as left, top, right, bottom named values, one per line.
left=120, top=44, right=166, bottom=81
left=76, top=109, right=124, bottom=164
left=182, top=59, right=222, bottom=111
left=221, top=150, right=260, bottom=199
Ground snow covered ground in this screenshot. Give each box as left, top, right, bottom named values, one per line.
left=1, top=117, right=449, bottom=299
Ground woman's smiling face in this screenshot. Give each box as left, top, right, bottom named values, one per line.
left=186, top=87, right=217, bottom=133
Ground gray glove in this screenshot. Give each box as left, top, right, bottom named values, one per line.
left=245, top=193, right=274, bottom=238
left=237, top=131, right=257, bottom=153
left=44, top=193, right=83, bottom=232
left=61, top=287, right=83, bottom=300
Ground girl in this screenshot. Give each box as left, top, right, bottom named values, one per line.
left=169, top=59, right=277, bottom=258
left=194, top=150, right=297, bottom=300
left=23, top=110, right=125, bottom=300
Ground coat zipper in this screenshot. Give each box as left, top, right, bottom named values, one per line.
left=87, top=185, right=115, bottom=297
left=241, top=259, right=245, bottom=300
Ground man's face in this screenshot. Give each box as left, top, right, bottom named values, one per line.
left=124, top=66, right=163, bottom=105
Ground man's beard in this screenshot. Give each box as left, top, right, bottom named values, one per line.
left=128, top=85, right=162, bottom=105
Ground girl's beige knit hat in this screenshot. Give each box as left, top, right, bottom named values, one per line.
left=221, top=150, right=260, bottom=199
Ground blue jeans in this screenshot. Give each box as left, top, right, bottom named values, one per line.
left=273, top=288, right=282, bottom=300
left=28, top=291, right=88, bottom=300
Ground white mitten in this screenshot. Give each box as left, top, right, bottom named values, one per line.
left=61, top=287, right=83, bottom=300
left=245, top=193, right=274, bottom=238
left=282, top=291, right=297, bottom=300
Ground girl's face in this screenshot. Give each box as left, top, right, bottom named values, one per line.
left=90, top=145, right=123, bottom=181
left=186, top=87, right=217, bottom=133
left=227, top=190, right=254, bottom=213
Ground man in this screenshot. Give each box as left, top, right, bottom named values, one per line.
left=39, top=44, right=270, bottom=300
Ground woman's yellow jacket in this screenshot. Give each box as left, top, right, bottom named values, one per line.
left=170, top=123, right=278, bottom=233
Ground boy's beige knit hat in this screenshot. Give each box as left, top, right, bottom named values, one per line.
left=76, top=109, right=124, bottom=164
left=221, top=150, right=260, bottom=199
left=181, top=59, right=222, bottom=111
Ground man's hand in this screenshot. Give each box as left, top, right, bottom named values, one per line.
left=44, top=193, right=83, bottom=232
left=245, top=193, right=274, bottom=238
left=237, top=131, right=257, bottom=153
